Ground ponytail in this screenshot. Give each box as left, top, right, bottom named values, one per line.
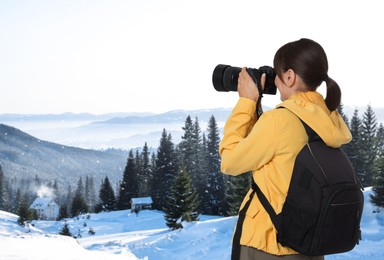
left=273, top=38, right=342, bottom=111
left=324, top=76, right=341, bottom=111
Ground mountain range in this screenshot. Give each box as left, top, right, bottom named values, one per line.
left=1, top=106, right=383, bottom=150
left=0, top=124, right=127, bottom=190
left=0, top=108, right=234, bottom=150
left=1, top=106, right=383, bottom=190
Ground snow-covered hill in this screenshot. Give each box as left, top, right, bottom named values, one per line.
left=0, top=124, right=127, bottom=190
left=0, top=210, right=137, bottom=259
left=1, top=188, right=384, bottom=259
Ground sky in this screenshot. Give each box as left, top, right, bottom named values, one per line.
left=0, top=0, right=383, bottom=115
left=1, top=188, right=384, bottom=259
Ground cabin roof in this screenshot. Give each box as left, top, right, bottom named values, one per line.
left=131, top=197, right=153, bottom=204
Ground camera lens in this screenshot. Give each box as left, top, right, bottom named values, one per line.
left=212, top=64, right=240, bottom=92
left=212, top=64, right=277, bottom=95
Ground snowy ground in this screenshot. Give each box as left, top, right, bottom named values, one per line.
left=1, top=188, right=383, bottom=260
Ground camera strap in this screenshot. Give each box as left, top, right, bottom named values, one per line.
left=246, top=68, right=264, bottom=117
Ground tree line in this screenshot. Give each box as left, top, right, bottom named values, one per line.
left=1, top=105, right=384, bottom=229
left=0, top=115, right=248, bottom=228
left=338, top=105, right=384, bottom=208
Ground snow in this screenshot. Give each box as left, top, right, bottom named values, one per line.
left=1, top=188, right=384, bottom=260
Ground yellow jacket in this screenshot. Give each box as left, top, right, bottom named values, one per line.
left=219, top=91, right=352, bottom=255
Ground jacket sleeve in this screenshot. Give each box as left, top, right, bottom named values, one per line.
left=219, top=98, right=277, bottom=175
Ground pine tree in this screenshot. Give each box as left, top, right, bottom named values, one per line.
left=179, top=115, right=195, bottom=173
left=349, top=108, right=364, bottom=183
left=85, top=176, right=97, bottom=212
left=200, top=132, right=209, bottom=212
left=361, top=105, right=378, bottom=186
left=225, top=173, right=251, bottom=216
left=140, top=142, right=152, bottom=197
left=191, top=117, right=207, bottom=207
left=205, top=115, right=226, bottom=215
left=76, top=177, right=85, bottom=198
left=376, top=123, right=384, bottom=158
left=148, top=151, right=157, bottom=201
left=64, top=184, right=74, bottom=214
left=163, top=168, right=199, bottom=230
left=134, top=149, right=145, bottom=197
left=71, top=192, right=88, bottom=217
left=0, top=165, right=8, bottom=210
left=70, top=178, right=89, bottom=217
left=338, top=103, right=350, bottom=127
left=151, top=129, right=177, bottom=209
left=370, top=121, right=384, bottom=208
left=370, top=157, right=384, bottom=208
left=59, top=222, right=72, bottom=237
left=17, top=193, right=31, bottom=226
left=96, top=176, right=116, bottom=212
left=12, top=188, right=21, bottom=214
left=117, top=150, right=139, bottom=210
left=58, top=204, right=69, bottom=220
left=178, top=116, right=207, bottom=212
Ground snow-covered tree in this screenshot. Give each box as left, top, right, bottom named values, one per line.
left=205, top=115, right=226, bottom=215
left=85, top=176, right=97, bottom=212
left=348, top=108, right=364, bottom=183
left=179, top=116, right=195, bottom=175
left=117, top=150, right=139, bottom=210
left=178, top=116, right=207, bottom=212
left=59, top=222, right=72, bottom=237
left=11, top=188, right=21, bottom=214
left=163, top=168, right=199, bottom=230
left=361, top=105, right=378, bottom=186
left=17, top=193, right=31, bottom=226
left=151, top=129, right=177, bottom=209
left=71, top=178, right=89, bottom=217
left=371, top=157, right=384, bottom=208
left=95, top=176, right=116, bottom=212
left=192, top=117, right=207, bottom=205
left=140, top=142, right=153, bottom=197
left=0, top=165, right=9, bottom=211
left=58, top=204, right=69, bottom=220
left=376, top=123, right=384, bottom=158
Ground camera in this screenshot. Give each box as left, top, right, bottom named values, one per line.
left=212, top=64, right=277, bottom=95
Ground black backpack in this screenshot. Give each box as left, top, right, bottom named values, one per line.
left=251, top=111, right=364, bottom=256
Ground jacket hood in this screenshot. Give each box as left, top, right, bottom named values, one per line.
left=277, top=91, right=352, bottom=148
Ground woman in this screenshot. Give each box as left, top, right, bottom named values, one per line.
left=219, top=38, right=352, bottom=259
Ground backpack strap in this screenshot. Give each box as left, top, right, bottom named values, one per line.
left=252, top=106, right=317, bottom=233
left=231, top=189, right=256, bottom=260
left=299, top=119, right=323, bottom=143
left=251, top=180, right=281, bottom=229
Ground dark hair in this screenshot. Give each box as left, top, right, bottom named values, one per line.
left=273, top=38, right=341, bottom=111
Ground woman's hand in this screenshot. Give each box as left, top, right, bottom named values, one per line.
left=237, top=67, right=265, bottom=102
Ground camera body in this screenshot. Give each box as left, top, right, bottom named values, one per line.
left=212, top=64, right=277, bottom=95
